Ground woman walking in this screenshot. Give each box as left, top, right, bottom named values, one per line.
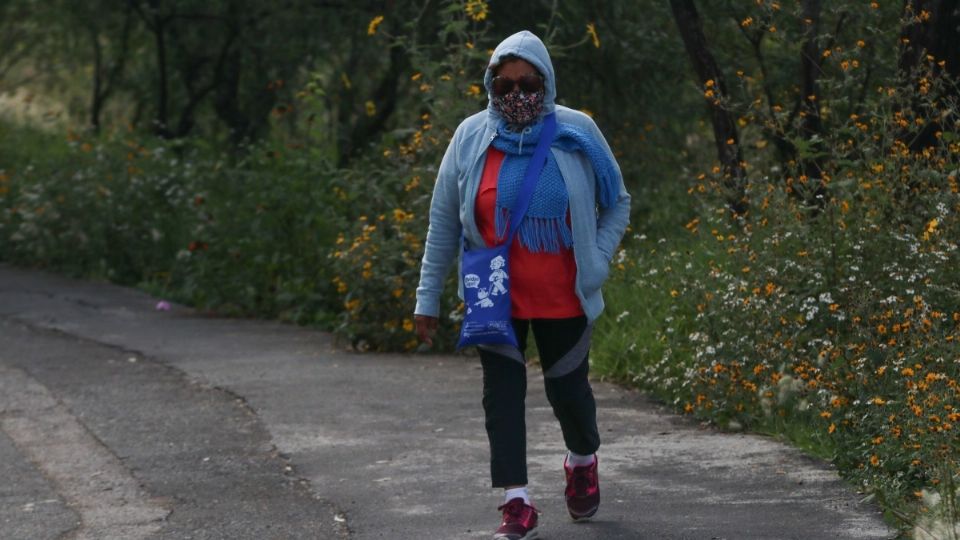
left=414, top=30, right=630, bottom=539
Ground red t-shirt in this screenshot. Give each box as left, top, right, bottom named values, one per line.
left=474, top=147, right=583, bottom=319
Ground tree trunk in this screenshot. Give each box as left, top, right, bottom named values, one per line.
left=900, top=0, right=960, bottom=79
left=335, top=44, right=360, bottom=165
left=89, top=27, right=103, bottom=133
left=143, top=0, right=171, bottom=137
left=213, top=47, right=252, bottom=146
left=798, top=0, right=827, bottom=207
left=669, top=0, right=747, bottom=215
left=88, top=6, right=133, bottom=134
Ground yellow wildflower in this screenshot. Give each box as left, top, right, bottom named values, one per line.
left=923, top=218, right=938, bottom=240
left=367, top=15, right=384, bottom=36
left=586, top=22, right=600, bottom=48
left=465, top=0, right=488, bottom=21
left=393, top=208, right=412, bottom=222
left=405, top=176, right=421, bottom=192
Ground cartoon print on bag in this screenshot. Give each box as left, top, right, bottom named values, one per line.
left=488, top=255, right=508, bottom=296
left=463, top=273, right=482, bottom=314
left=476, top=287, right=495, bottom=308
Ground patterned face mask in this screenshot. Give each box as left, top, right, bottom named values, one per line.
left=492, top=88, right=545, bottom=126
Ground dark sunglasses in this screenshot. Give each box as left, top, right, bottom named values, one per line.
left=491, top=74, right=544, bottom=97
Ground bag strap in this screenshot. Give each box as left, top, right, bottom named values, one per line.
left=504, top=112, right=557, bottom=244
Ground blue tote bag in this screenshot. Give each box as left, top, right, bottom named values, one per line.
left=457, top=113, right=557, bottom=349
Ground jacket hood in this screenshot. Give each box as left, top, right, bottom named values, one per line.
left=484, top=30, right=556, bottom=121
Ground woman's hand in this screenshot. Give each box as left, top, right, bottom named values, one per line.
left=414, top=315, right=439, bottom=347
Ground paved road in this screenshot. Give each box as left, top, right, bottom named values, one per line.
left=0, top=264, right=894, bottom=539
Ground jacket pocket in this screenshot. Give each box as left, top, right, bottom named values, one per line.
left=578, top=242, right=610, bottom=294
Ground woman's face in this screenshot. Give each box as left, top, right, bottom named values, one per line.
left=491, top=58, right=545, bottom=126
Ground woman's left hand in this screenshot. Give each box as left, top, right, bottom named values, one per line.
left=414, top=315, right=439, bottom=347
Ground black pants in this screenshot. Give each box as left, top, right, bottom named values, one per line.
left=479, top=316, right=600, bottom=488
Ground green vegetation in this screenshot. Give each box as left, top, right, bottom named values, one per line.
left=1, top=1, right=959, bottom=536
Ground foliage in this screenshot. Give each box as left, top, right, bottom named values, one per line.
left=326, top=1, right=490, bottom=351
left=594, top=31, right=960, bottom=537
left=0, top=125, right=344, bottom=324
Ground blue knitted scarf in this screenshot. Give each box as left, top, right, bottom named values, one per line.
left=491, top=120, right=619, bottom=253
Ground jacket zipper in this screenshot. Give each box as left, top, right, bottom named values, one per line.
left=464, top=131, right=498, bottom=249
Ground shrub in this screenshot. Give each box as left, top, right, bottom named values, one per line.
left=324, top=3, right=491, bottom=351
left=594, top=60, right=960, bottom=532
left=0, top=126, right=344, bottom=325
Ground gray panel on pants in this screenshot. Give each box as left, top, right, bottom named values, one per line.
left=543, top=324, right=592, bottom=379
left=477, top=343, right=525, bottom=365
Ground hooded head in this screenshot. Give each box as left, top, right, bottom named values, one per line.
left=483, top=31, right=556, bottom=125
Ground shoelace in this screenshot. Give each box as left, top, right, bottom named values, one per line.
left=499, top=500, right=523, bottom=517
left=498, top=500, right=536, bottom=522
left=570, top=467, right=597, bottom=496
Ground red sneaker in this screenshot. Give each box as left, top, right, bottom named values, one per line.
left=493, top=498, right=539, bottom=539
left=564, top=455, right=599, bottom=520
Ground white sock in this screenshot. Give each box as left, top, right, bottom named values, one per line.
left=566, top=451, right=596, bottom=467
left=504, top=487, right=530, bottom=505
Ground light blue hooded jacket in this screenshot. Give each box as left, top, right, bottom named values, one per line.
left=414, top=30, right=631, bottom=322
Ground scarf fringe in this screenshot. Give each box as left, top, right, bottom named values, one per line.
left=496, top=209, right=573, bottom=253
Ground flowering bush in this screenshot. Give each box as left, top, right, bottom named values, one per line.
left=325, top=154, right=461, bottom=351
left=595, top=59, right=960, bottom=532
left=0, top=128, right=344, bottom=323
left=1, top=131, right=193, bottom=281
left=325, top=2, right=492, bottom=350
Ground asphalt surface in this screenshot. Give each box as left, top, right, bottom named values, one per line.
left=0, top=263, right=895, bottom=539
